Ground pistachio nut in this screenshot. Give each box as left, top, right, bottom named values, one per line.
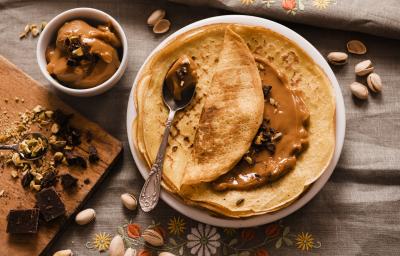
left=327, top=52, right=348, bottom=66
left=153, top=19, right=170, bottom=34
left=75, top=208, right=96, bottom=225
left=147, top=9, right=166, bottom=26
left=124, top=248, right=136, bottom=256
left=142, top=228, right=164, bottom=247
left=355, top=60, right=374, bottom=76
left=347, top=40, right=367, bottom=54
left=367, top=73, right=382, bottom=93
left=53, top=249, right=73, bottom=256
left=159, top=252, right=176, bottom=256
left=121, top=193, right=137, bottom=211
left=51, top=123, right=60, bottom=134
left=350, top=82, right=369, bottom=100
left=109, top=235, right=125, bottom=256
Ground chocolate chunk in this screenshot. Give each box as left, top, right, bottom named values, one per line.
left=88, top=145, right=99, bottom=163
left=86, top=130, right=93, bottom=143
left=266, top=143, right=276, bottom=154
left=83, top=178, right=90, bottom=185
left=35, top=187, right=66, bottom=222
left=65, top=152, right=87, bottom=168
left=21, top=172, right=34, bottom=188
left=60, top=174, right=78, bottom=190
left=7, top=208, right=39, bottom=234
left=52, top=109, right=73, bottom=126
left=262, top=85, right=272, bottom=97
left=41, top=171, right=57, bottom=188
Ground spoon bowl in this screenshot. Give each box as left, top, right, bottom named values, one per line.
left=162, top=80, right=196, bottom=111
left=18, top=132, right=49, bottom=160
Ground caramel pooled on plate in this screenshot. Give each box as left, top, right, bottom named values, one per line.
left=46, top=20, right=121, bottom=89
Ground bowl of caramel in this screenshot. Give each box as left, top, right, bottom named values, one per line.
left=37, top=8, right=128, bottom=97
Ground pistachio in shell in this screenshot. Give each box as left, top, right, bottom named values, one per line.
left=367, top=73, right=382, bottom=93
left=347, top=40, right=367, bottom=55
left=355, top=60, right=374, bottom=76
left=153, top=19, right=170, bottom=34
left=75, top=208, right=96, bottom=225
left=350, top=82, right=369, bottom=100
left=147, top=9, right=166, bottom=26
left=327, top=52, right=348, bottom=66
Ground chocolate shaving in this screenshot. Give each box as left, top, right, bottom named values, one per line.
left=41, top=171, right=57, bottom=188
left=88, top=145, right=99, bottom=163
left=60, top=173, right=78, bottom=190
left=65, top=152, right=87, bottom=168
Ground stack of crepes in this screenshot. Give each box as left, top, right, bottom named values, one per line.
left=132, top=24, right=335, bottom=218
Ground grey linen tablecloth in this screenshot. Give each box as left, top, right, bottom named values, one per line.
left=171, top=0, right=400, bottom=40
left=0, top=0, right=400, bottom=255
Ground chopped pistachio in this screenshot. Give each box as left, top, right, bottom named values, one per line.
left=11, top=170, right=18, bottom=178
left=51, top=123, right=60, bottom=134
left=54, top=152, right=64, bottom=162
left=244, top=155, right=253, bottom=165
left=32, top=105, right=44, bottom=113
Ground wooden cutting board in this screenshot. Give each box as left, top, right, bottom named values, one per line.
left=0, top=56, right=122, bottom=255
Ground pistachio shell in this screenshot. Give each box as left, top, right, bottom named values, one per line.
left=75, top=208, right=96, bottom=225
left=109, top=235, right=125, bottom=256
left=159, top=252, right=176, bottom=256
left=347, top=40, right=367, bottom=54
left=147, top=9, right=166, bottom=26
left=355, top=60, right=374, bottom=76
left=327, top=52, right=348, bottom=65
left=142, top=229, right=164, bottom=247
left=367, top=73, right=382, bottom=93
left=124, top=248, right=136, bottom=256
left=153, top=19, right=170, bottom=34
left=53, top=249, right=73, bottom=256
left=350, top=82, right=369, bottom=100
left=121, top=193, right=137, bottom=211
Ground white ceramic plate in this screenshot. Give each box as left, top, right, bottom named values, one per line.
left=126, top=15, right=345, bottom=228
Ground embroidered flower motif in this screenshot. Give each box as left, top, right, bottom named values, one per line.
left=241, top=0, right=256, bottom=5
left=282, top=0, right=297, bottom=14
left=255, top=248, right=270, bottom=256
left=241, top=229, right=256, bottom=241
left=296, top=232, right=314, bottom=251
left=168, top=216, right=186, bottom=236
left=313, top=0, right=334, bottom=9
left=223, top=228, right=236, bottom=236
left=127, top=223, right=141, bottom=238
left=262, top=0, right=276, bottom=8
left=264, top=223, right=280, bottom=237
left=93, top=232, right=112, bottom=251
left=186, top=223, right=221, bottom=256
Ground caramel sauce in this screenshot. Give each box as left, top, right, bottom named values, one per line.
left=165, top=55, right=198, bottom=101
left=46, top=20, right=121, bottom=89
left=212, top=57, right=310, bottom=191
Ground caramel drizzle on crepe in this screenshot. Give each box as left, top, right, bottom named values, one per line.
left=180, top=28, right=264, bottom=187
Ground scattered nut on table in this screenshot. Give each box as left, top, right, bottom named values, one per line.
left=355, top=60, right=374, bottom=76
left=367, top=72, right=382, bottom=93
left=75, top=208, right=96, bottom=225
left=153, top=19, right=171, bottom=34
left=109, top=235, right=125, bottom=256
left=147, top=9, right=166, bottom=26
left=159, top=252, right=176, bottom=256
left=53, top=249, right=73, bottom=256
left=121, top=193, right=137, bottom=211
left=142, top=228, right=164, bottom=246
left=347, top=40, right=367, bottom=54
left=350, top=82, right=369, bottom=100
left=327, top=52, right=348, bottom=65
left=124, top=248, right=136, bottom=256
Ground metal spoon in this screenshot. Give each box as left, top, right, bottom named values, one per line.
left=0, top=132, right=48, bottom=160
left=139, top=76, right=196, bottom=212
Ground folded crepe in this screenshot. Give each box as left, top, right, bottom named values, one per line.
left=181, top=28, right=264, bottom=186
left=133, top=24, right=335, bottom=217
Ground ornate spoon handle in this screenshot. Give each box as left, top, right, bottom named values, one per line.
left=139, top=110, right=176, bottom=212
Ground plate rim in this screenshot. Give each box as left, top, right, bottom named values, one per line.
left=126, top=15, right=346, bottom=228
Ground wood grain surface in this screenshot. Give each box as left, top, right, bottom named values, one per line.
left=0, top=56, right=122, bottom=255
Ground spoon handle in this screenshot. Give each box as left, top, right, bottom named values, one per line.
left=139, top=109, right=176, bottom=212
left=0, top=144, right=18, bottom=151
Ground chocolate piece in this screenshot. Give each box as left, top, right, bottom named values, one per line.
left=21, top=172, right=34, bottom=188
left=41, top=171, right=57, bottom=188
left=88, top=145, right=99, bottom=163
left=60, top=174, right=78, bottom=190
left=7, top=208, right=39, bottom=234
left=35, top=187, right=66, bottom=222
left=86, top=130, right=93, bottom=143
left=83, top=178, right=90, bottom=185
left=65, top=152, right=87, bottom=168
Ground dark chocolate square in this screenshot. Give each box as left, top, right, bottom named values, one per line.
left=35, top=187, right=66, bottom=222
left=7, top=208, right=39, bottom=234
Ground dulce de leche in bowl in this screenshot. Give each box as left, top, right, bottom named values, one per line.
left=46, top=19, right=122, bottom=89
